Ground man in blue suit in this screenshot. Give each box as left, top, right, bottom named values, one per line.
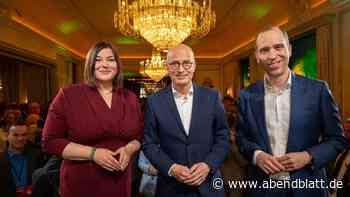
left=236, top=26, right=348, bottom=197
left=143, top=44, right=229, bottom=197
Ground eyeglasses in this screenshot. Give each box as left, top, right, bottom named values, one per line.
left=167, top=60, right=194, bottom=70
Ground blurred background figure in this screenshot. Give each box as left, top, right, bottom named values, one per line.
left=25, top=113, right=42, bottom=149
left=138, top=151, right=158, bottom=197
left=221, top=96, right=248, bottom=197
left=1, top=110, right=16, bottom=131
left=330, top=119, right=350, bottom=197
left=0, top=123, right=43, bottom=197
left=27, top=102, right=44, bottom=128
left=27, top=102, right=40, bottom=116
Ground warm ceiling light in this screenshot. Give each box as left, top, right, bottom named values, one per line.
left=114, top=0, right=215, bottom=50
left=139, top=49, right=167, bottom=82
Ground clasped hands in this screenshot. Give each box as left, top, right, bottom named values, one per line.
left=92, top=146, right=132, bottom=172
left=170, top=162, right=210, bottom=186
left=256, top=151, right=312, bottom=175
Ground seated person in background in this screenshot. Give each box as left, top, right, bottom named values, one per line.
left=330, top=146, right=350, bottom=197
left=32, top=155, right=62, bottom=197
left=26, top=124, right=41, bottom=149
left=0, top=122, right=43, bottom=197
left=27, top=102, right=44, bottom=128
left=25, top=114, right=40, bottom=128
left=26, top=114, right=42, bottom=149
left=138, top=151, right=158, bottom=197
left=330, top=126, right=350, bottom=197
left=223, top=96, right=234, bottom=113
left=1, top=110, right=16, bottom=131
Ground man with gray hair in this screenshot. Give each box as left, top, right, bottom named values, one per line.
left=143, top=44, right=229, bottom=197
left=236, top=26, right=347, bottom=197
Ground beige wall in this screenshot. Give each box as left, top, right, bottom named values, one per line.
left=194, top=63, right=222, bottom=94
left=0, top=17, right=56, bottom=60
left=0, top=16, right=83, bottom=99
left=222, top=60, right=241, bottom=98
left=55, top=54, right=73, bottom=88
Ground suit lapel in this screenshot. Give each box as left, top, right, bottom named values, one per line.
left=250, top=81, right=272, bottom=154
left=163, top=86, right=188, bottom=141
left=286, top=74, right=304, bottom=152
left=188, top=83, right=200, bottom=141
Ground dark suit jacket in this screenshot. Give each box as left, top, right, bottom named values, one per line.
left=143, top=83, right=230, bottom=197
left=0, top=146, right=43, bottom=197
left=236, top=74, right=348, bottom=197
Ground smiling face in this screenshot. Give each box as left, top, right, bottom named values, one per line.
left=94, top=48, right=118, bottom=84
left=166, top=44, right=196, bottom=88
left=7, top=125, right=28, bottom=152
left=255, top=28, right=291, bottom=79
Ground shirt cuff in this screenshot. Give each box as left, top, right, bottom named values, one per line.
left=168, top=164, right=176, bottom=177
left=253, top=150, right=263, bottom=165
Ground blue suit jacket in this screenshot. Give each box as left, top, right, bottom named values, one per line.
left=236, top=74, right=348, bottom=197
left=143, top=83, right=230, bottom=197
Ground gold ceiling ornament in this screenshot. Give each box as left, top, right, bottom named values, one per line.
left=139, top=50, right=168, bottom=82
left=114, top=0, right=216, bottom=49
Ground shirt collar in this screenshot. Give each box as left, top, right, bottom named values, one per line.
left=264, top=70, right=292, bottom=92
left=172, top=83, right=194, bottom=98
left=7, top=149, right=24, bottom=158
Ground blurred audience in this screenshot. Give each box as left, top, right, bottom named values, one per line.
left=0, top=122, right=43, bottom=197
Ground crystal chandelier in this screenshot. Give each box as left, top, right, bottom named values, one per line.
left=139, top=50, right=167, bottom=82
left=114, top=0, right=215, bottom=49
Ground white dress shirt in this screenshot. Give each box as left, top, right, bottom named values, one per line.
left=168, top=84, right=194, bottom=176
left=254, top=71, right=292, bottom=180
left=172, top=84, right=194, bottom=136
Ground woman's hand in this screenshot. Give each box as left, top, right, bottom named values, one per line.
left=114, top=146, right=132, bottom=171
left=93, top=148, right=120, bottom=171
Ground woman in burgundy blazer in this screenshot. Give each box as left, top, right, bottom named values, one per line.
left=42, top=42, right=143, bottom=197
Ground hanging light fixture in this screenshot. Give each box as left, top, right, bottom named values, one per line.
left=114, top=0, right=215, bottom=49
left=139, top=50, right=167, bottom=82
